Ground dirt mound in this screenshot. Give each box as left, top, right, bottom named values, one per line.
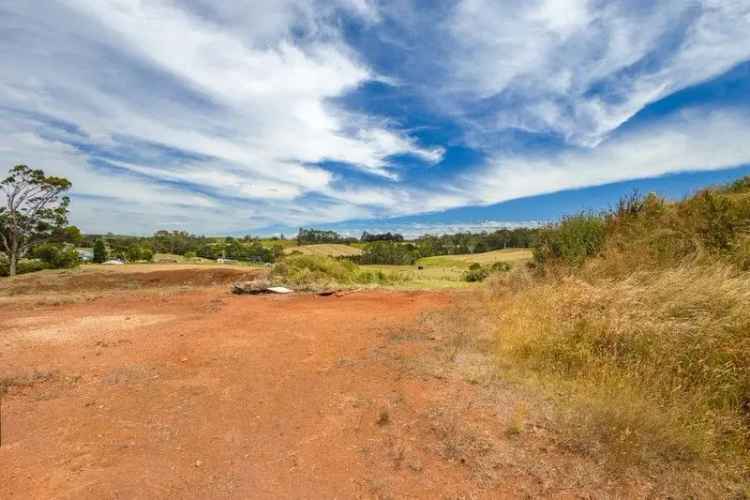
left=2, top=267, right=261, bottom=295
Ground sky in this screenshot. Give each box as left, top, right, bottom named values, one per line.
left=2, top=0, right=750, bottom=236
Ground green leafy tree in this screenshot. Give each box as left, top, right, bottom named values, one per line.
left=93, top=239, right=107, bottom=263
left=32, top=243, right=80, bottom=269
left=141, top=247, right=154, bottom=262
left=0, top=165, right=72, bottom=277
left=52, top=225, right=82, bottom=245
left=126, top=244, right=143, bottom=262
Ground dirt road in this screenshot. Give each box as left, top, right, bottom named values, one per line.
left=1, top=268, right=649, bottom=499
left=1, top=277, right=482, bottom=499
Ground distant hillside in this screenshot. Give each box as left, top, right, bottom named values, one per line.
left=417, top=248, right=532, bottom=268
left=283, top=244, right=363, bottom=257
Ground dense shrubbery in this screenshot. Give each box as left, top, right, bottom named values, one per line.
left=359, top=241, right=420, bottom=265
left=0, top=256, right=49, bottom=277
left=271, top=255, right=396, bottom=288
left=533, top=184, right=750, bottom=275
left=126, top=244, right=154, bottom=262
left=489, top=177, right=750, bottom=483
left=0, top=243, right=79, bottom=276
left=533, top=213, right=606, bottom=269
left=32, top=243, right=80, bottom=269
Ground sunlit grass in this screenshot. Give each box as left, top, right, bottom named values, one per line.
left=417, top=248, right=533, bottom=268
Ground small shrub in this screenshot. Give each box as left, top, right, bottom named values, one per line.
left=463, top=266, right=489, bottom=282
left=0, top=258, right=50, bottom=277
left=490, top=261, right=512, bottom=273
left=533, top=213, right=606, bottom=269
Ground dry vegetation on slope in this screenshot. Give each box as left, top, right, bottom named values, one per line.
left=474, top=177, right=750, bottom=495
left=282, top=243, right=363, bottom=257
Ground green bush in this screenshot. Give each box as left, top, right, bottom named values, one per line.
left=93, top=239, right=107, bottom=263
left=271, top=255, right=396, bottom=287
left=31, top=243, right=79, bottom=269
left=463, top=261, right=513, bottom=282
left=534, top=213, right=606, bottom=269
left=359, top=241, right=420, bottom=265
left=490, top=261, right=512, bottom=273
left=463, top=268, right=488, bottom=282
left=141, top=247, right=154, bottom=261
left=0, top=258, right=50, bottom=277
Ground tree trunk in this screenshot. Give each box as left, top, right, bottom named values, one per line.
left=9, top=253, right=17, bottom=278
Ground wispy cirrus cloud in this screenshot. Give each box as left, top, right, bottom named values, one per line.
left=440, top=0, right=750, bottom=147
left=1, top=0, right=750, bottom=235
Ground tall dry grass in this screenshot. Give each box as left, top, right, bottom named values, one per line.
left=485, top=179, right=750, bottom=490
left=492, top=266, right=749, bottom=468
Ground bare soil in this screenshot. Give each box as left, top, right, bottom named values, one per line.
left=1, top=268, right=645, bottom=499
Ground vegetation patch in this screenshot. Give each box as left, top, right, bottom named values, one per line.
left=271, top=255, right=399, bottom=288
left=418, top=249, right=533, bottom=269
left=482, top=178, right=750, bottom=491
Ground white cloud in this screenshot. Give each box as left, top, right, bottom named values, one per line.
left=0, top=0, right=443, bottom=232
left=445, top=0, right=750, bottom=146
left=468, top=109, right=750, bottom=205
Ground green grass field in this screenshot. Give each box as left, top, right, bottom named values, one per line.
left=360, top=265, right=472, bottom=289
left=258, top=239, right=298, bottom=249
left=417, top=248, right=533, bottom=268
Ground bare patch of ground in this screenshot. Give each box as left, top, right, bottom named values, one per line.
left=0, top=269, right=657, bottom=498
left=0, top=266, right=261, bottom=296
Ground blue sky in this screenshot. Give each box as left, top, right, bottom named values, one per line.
left=2, top=1, right=750, bottom=236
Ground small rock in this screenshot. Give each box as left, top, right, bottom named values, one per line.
left=408, top=460, right=423, bottom=472
left=180, top=357, right=188, bottom=363
left=195, top=460, right=203, bottom=467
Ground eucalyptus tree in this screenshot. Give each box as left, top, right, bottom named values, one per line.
left=0, top=165, right=72, bottom=277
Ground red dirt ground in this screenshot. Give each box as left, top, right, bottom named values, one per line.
left=1, top=269, right=645, bottom=499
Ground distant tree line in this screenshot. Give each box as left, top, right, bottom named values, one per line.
left=356, top=227, right=540, bottom=265
left=81, top=231, right=285, bottom=264
left=360, top=231, right=404, bottom=242
left=296, top=227, right=357, bottom=245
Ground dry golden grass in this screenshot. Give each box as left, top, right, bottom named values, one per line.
left=417, top=248, right=533, bottom=268
left=490, top=264, right=750, bottom=481
left=283, top=243, right=363, bottom=257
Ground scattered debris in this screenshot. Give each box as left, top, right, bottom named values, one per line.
left=232, top=279, right=272, bottom=294
left=232, top=280, right=294, bottom=295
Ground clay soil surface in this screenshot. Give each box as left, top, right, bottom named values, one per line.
left=1, top=267, right=638, bottom=499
